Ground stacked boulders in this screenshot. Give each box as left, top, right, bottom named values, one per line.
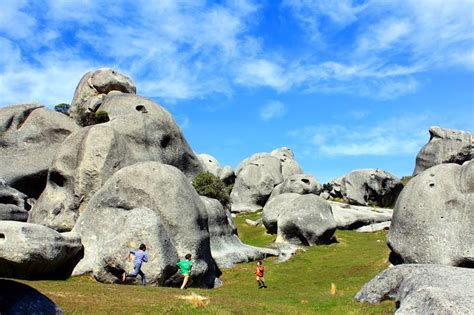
left=356, top=126, right=474, bottom=313
left=198, top=153, right=235, bottom=185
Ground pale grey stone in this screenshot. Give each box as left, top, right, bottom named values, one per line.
left=330, top=201, right=392, bottom=230
left=388, top=161, right=473, bottom=267
left=355, top=221, right=391, bottom=233
left=414, top=126, right=473, bottom=175
left=268, top=174, right=322, bottom=201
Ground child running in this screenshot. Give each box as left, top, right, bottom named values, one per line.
left=255, top=260, right=267, bottom=289
left=122, top=243, right=148, bottom=285
left=177, top=254, right=193, bottom=290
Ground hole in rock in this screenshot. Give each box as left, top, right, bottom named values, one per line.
left=50, top=171, right=66, bottom=187
left=160, top=134, right=171, bottom=148
left=429, top=183, right=435, bottom=187
left=0, top=233, right=5, bottom=242
left=301, top=179, right=310, bottom=184
left=0, top=196, right=16, bottom=205
left=136, top=105, right=148, bottom=113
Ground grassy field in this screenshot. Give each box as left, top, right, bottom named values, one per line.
left=21, top=212, right=393, bottom=314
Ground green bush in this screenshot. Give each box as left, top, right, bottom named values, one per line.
left=54, top=103, right=70, bottom=115
left=192, top=172, right=231, bottom=208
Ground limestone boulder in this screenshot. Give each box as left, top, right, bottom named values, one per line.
left=0, top=183, right=31, bottom=221
left=327, top=169, right=403, bottom=207
left=330, top=201, right=392, bottom=230
left=270, top=147, right=304, bottom=178
left=73, top=162, right=217, bottom=287
left=29, top=93, right=203, bottom=231
left=414, top=126, right=473, bottom=175
left=231, top=154, right=284, bottom=212
left=69, top=68, right=136, bottom=120
left=324, top=176, right=344, bottom=199
left=388, top=161, right=473, bottom=267
left=355, top=264, right=474, bottom=314
left=219, top=165, right=236, bottom=185
left=198, top=153, right=235, bottom=185
left=268, top=174, right=322, bottom=201
left=263, top=193, right=336, bottom=245
left=200, top=196, right=276, bottom=268
left=0, top=221, right=83, bottom=279
left=0, top=279, right=64, bottom=314
left=0, top=104, right=79, bottom=198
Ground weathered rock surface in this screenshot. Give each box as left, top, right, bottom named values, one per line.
left=73, top=162, right=216, bottom=287
left=231, top=147, right=303, bottom=212
left=69, top=68, right=136, bottom=120
left=0, top=279, right=64, bottom=314
left=268, top=174, right=322, bottom=201
left=355, top=264, right=474, bottom=314
left=0, top=104, right=79, bottom=198
left=330, top=201, right=392, bottom=230
left=263, top=193, right=336, bottom=245
left=198, top=153, right=235, bottom=185
left=0, top=183, right=31, bottom=221
left=355, top=221, right=391, bottom=233
left=388, top=161, right=474, bottom=267
left=29, top=93, right=203, bottom=231
left=200, top=196, right=276, bottom=268
left=414, top=126, right=473, bottom=175
left=0, top=221, right=83, bottom=279
left=326, top=169, right=403, bottom=207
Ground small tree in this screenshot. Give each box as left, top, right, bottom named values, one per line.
left=192, top=172, right=231, bottom=208
left=54, top=103, right=70, bottom=115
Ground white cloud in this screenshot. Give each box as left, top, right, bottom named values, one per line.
left=236, top=59, right=289, bottom=90
left=260, top=100, right=286, bottom=121
left=288, top=114, right=435, bottom=157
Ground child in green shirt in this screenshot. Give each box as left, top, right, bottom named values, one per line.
left=177, top=253, right=193, bottom=290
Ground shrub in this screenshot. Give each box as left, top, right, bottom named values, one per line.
left=192, top=172, right=231, bottom=208
left=95, top=110, right=110, bottom=123
left=77, top=110, right=110, bottom=127
left=54, top=103, right=70, bottom=115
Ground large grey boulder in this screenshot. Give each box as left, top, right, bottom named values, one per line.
left=355, top=264, right=474, bottom=314
left=330, top=201, right=392, bottom=230
left=263, top=193, right=336, bottom=245
left=200, top=196, right=277, bottom=268
left=69, top=68, right=136, bottom=121
left=29, top=93, right=203, bottom=231
left=231, top=154, right=284, bottom=212
left=0, top=221, right=83, bottom=279
left=0, top=104, right=79, bottom=198
left=324, top=176, right=344, bottom=199
left=73, top=162, right=216, bottom=287
left=326, top=169, right=403, bottom=207
left=231, top=147, right=304, bottom=212
left=0, top=279, right=64, bottom=314
left=388, top=161, right=473, bottom=267
left=268, top=174, right=322, bottom=201
left=198, top=153, right=235, bottom=185
left=0, top=183, right=31, bottom=221
left=414, top=126, right=473, bottom=175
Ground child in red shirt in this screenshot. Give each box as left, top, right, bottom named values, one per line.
left=255, top=260, right=267, bottom=289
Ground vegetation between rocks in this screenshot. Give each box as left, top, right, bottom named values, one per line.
left=21, top=213, right=394, bottom=314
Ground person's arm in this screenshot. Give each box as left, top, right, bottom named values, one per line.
left=189, top=263, right=192, bottom=274
left=143, top=252, right=148, bottom=263
left=128, top=251, right=134, bottom=262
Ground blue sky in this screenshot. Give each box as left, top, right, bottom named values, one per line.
left=1, top=0, right=473, bottom=183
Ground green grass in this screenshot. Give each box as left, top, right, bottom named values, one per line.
left=20, top=213, right=393, bottom=314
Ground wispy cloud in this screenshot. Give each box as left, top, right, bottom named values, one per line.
left=260, top=100, right=286, bottom=121
left=288, top=114, right=436, bottom=157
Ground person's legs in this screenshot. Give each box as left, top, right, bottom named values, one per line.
left=123, top=263, right=141, bottom=282
left=139, top=269, right=146, bottom=286
left=260, top=277, right=267, bottom=288
left=180, top=274, right=190, bottom=290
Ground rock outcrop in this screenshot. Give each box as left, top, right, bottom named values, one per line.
left=413, top=126, right=473, bottom=175
left=330, top=201, right=393, bottom=230
left=263, top=193, right=336, bottom=245
left=73, top=162, right=216, bottom=287
left=0, top=183, right=31, bottom=221
left=0, top=279, right=64, bottom=314
left=69, top=68, right=136, bottom=121
left=231, top=147, right=303, bottom=212
left=0, top=221, right=83, bottom=279
left=325, top=169, right=403, bottom=207
left=200, top=196, right=276, bottom=268
left=388, top=160, right=473, bottom=267
left=29, top=93, right=203, bottom=231
left=0, top=104, right=79, bottom=198
left=198, top=153, right=235, bottom=185
left=268, top=174, right=322, bottom=201
left=355, top=264, right=474, bottom=314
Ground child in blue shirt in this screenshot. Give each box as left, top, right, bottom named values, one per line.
left=122, top=243, right=148, bottom=285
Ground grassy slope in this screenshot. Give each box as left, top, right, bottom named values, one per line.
left=21, top=213, right=393, bottom=314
